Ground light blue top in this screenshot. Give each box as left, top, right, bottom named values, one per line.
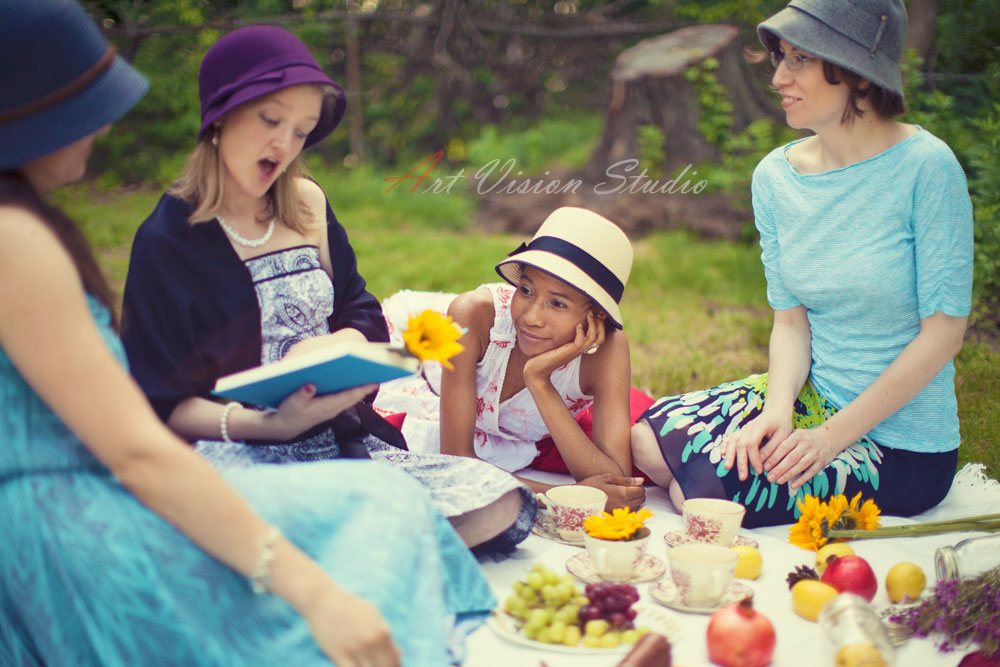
left=751, top=128, right=973, bottom=452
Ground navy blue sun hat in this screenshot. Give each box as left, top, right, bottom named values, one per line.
left=758, top=0, right=907, bottom=96
left=0, top=0, right=149, bottom=171
left=198, top=26, right=347, bottom=149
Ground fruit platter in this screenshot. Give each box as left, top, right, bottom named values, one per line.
left=488, top=563, right=680, bottom=653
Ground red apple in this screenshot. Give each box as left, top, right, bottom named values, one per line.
left=821, top=555, right=878, bottom=602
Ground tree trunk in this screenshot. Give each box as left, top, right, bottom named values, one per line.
left=904, top=0, right=939, bottom=65
left=586, top=24, right=775, bottom=181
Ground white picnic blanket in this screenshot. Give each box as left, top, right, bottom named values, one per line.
left=464, top=464, right=1000, bottom=667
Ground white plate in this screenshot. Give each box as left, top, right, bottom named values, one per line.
left=648, top=578, right=754, bottom=614
left=486, top=604, right=681, bottom=654
left=531, top=510, right=585, bottom=548
left=662, top=529, right=760, bottom=549
left=565, top=551, right=666, bottom=585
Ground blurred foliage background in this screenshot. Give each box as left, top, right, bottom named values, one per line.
left=68, top=0, right=998, bottom=475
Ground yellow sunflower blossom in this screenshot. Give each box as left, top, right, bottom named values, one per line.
left=789, top=493, right=883, bottom=550
left=584, top=507, right=653, bottom=541
left=788, top=494, right=832, bottom=551
left=402, top=310, right=464, bottom=370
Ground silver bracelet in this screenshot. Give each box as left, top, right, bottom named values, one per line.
left=251, top=526, right=282, bottom=595
left=220, top=401, right=240, bottom=443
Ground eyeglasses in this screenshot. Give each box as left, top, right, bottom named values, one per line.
left=770, top=51, right=818, bottom=71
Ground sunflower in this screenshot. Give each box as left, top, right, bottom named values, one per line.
left=402, top=310, right=465, bottom=370
left=584, top=507, right=653, bottom=541
left=833, top=492, right=882, bottom=532
left=788, top=494, right=833, bottom=551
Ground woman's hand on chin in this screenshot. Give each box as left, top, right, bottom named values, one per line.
left=524, top=311, right=605, bottom=387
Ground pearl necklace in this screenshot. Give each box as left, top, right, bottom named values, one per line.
left=217, top=216, right=276, bottom=248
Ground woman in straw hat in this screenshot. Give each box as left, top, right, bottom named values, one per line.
left=0, top=3, right=495, bottom=664
left=120, top=25, right=534, bottom=552
left=631, top=0, right=973, bottom=527
left=375, top=207, right=648, bottom=511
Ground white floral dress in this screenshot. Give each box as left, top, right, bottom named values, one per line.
left=375, top=283, right=593, bottom=473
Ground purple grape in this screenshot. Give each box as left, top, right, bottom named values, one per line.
left=603, top=594, right=628, bottom=611
left=580, top=605, right=602, bottom=623
left=608, top=612, right=627, bottom=629
left=624, top=607, right=638, bottom=621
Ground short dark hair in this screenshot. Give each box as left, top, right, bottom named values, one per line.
left=746, top=46, right=906, bottom=124
left=821, top=61, right=906, bottom=123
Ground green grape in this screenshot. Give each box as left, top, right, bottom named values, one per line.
left=526, top=608, right=548, bottom=630
left=635, top=626, right=650, bottom=636
left=522, top=625, right=538, bottom=641
left=572, top=595, right=589, bottom=606
left=555, top=581, right=575, bottom=602
left=536, top=627, right=552, bottom=644
left=511, top=581, right=525, bottom=596
left=552, top=606, right=573, bottom=624
left=508, top=596, right=529, bottom=619
left=518, top=585, right=536, bottom=602
left=585, top=619, right=609, bottom=637
left=582, top=635, right=602, bottom=648
left=548, top=621, right=567, bottom=643
left=527, top=572, right=545, bottom=590
left=541, top=584, right=559, bottom=602
left=562, top=604, right=579, bottom=623
left=600, top=632, right=621, bottom=649
left=531, top=563, right=547, bottom=573
left=543, top=569, right=561, bottom=586
left=564, top=625, right=582, bottom=647
left=559, top=574, right=576, bottom=585
left=621, top=629, right=639, bottom=645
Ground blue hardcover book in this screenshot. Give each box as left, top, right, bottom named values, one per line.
left=212, top=342, right=419, bottom=409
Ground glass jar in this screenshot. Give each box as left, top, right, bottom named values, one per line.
left=818, top=593, right=896, bottom=666
left=935, top=534, right=1000, bottom=581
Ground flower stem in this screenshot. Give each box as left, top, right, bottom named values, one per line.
left=825, top=514, right=1000, bottom=540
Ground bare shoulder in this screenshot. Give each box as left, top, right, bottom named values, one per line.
left=784, top=136, right=819, bottom=171
left=0, top=205, right=66, bottom=259
left=294, top=177, right=327, bottom=228
left=447, top=288, right=495, bottom=352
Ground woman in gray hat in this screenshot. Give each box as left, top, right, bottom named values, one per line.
left=631, top=0, right=973, bottom=527
left=0, top=3, right=496, bottom=664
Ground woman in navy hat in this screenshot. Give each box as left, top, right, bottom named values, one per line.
left=631, top=0, right=973, bottom=527
left=120, top=25, right=535, bottom=552
left=0, top=3, right=496, bottom=664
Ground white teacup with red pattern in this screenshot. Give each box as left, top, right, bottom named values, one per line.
left=681, top=498, right=746, bottom=546
left=536, top=485, right=608, bottom=542
left=667, top=544, right=738, bottom=608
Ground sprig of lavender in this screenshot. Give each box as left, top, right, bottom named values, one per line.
left=887, top=566, right=1000, bottom=658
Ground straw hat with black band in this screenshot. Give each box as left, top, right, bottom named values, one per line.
left=495, top=207, right=633, bottom=330
left=0, top=0, right=149, bottom=171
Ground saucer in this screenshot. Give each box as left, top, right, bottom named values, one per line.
left=531, top=511, right=585, bottom=548
left=649, top=579, right=754, bottom=614
left=565, top=551, right=666, bottom=584
left=663, top=529, right=759, bottom=549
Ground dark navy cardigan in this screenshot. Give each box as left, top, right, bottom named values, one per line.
left=121, top=192, right=403, bottom=452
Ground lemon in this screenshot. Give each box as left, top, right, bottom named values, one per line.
left=835, top=642, right=888, bottom=667
left=791, top=579, right=839, bottom=622
left=731, top=545, right=764, bottom=579
left=885, top=562, right=926, bottom=603
left=815, top=543, right=856, bottom=574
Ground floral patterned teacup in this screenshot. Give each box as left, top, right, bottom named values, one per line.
left=667, top=544, right=738, bottom=608
left=681, top=498, right=746, bottom=546
left=584, top=527, right=650, bottom=582
left=536, top=485, right=607, bottom=542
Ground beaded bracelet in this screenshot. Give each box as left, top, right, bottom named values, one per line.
left=220, top=401, right=240, bottom=444
left=251, top=526, right=282, bottom=595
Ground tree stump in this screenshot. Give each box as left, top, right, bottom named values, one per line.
left=585, top=24, right=777, bottom=181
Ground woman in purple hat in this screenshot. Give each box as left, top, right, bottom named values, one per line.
left=120, top=26, right=535, bottom=553
left=631, top=0, right=974, bottom=527
left=0, top=4, right=498, bottom=665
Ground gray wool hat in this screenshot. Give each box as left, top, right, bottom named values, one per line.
left=758, top=0, right=907, bottom=96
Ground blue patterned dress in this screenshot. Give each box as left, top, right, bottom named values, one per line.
left=0, top=296, right=495, bottom=666
left=193, top=247, right=536, bottom=551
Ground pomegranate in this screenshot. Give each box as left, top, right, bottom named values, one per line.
left=821, top=555, right=878, bottom=602
left=707, top=597, right=776, bottom=667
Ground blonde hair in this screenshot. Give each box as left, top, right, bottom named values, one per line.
left=169, top=85, right=339, bottom=233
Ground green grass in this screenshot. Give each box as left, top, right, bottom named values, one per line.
left=59, top=162, right=1000, bottom=483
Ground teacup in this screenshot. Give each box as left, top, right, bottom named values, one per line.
left=536, top=485, right=607, bottom=542
left=682, top=498, right=746, bottom=546
left=584, top=527, right=650, bottom=582
left=667, top=544, right=738, bottom=608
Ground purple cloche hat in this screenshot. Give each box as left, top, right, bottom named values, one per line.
left=198, top=25, right=346, bottom=148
